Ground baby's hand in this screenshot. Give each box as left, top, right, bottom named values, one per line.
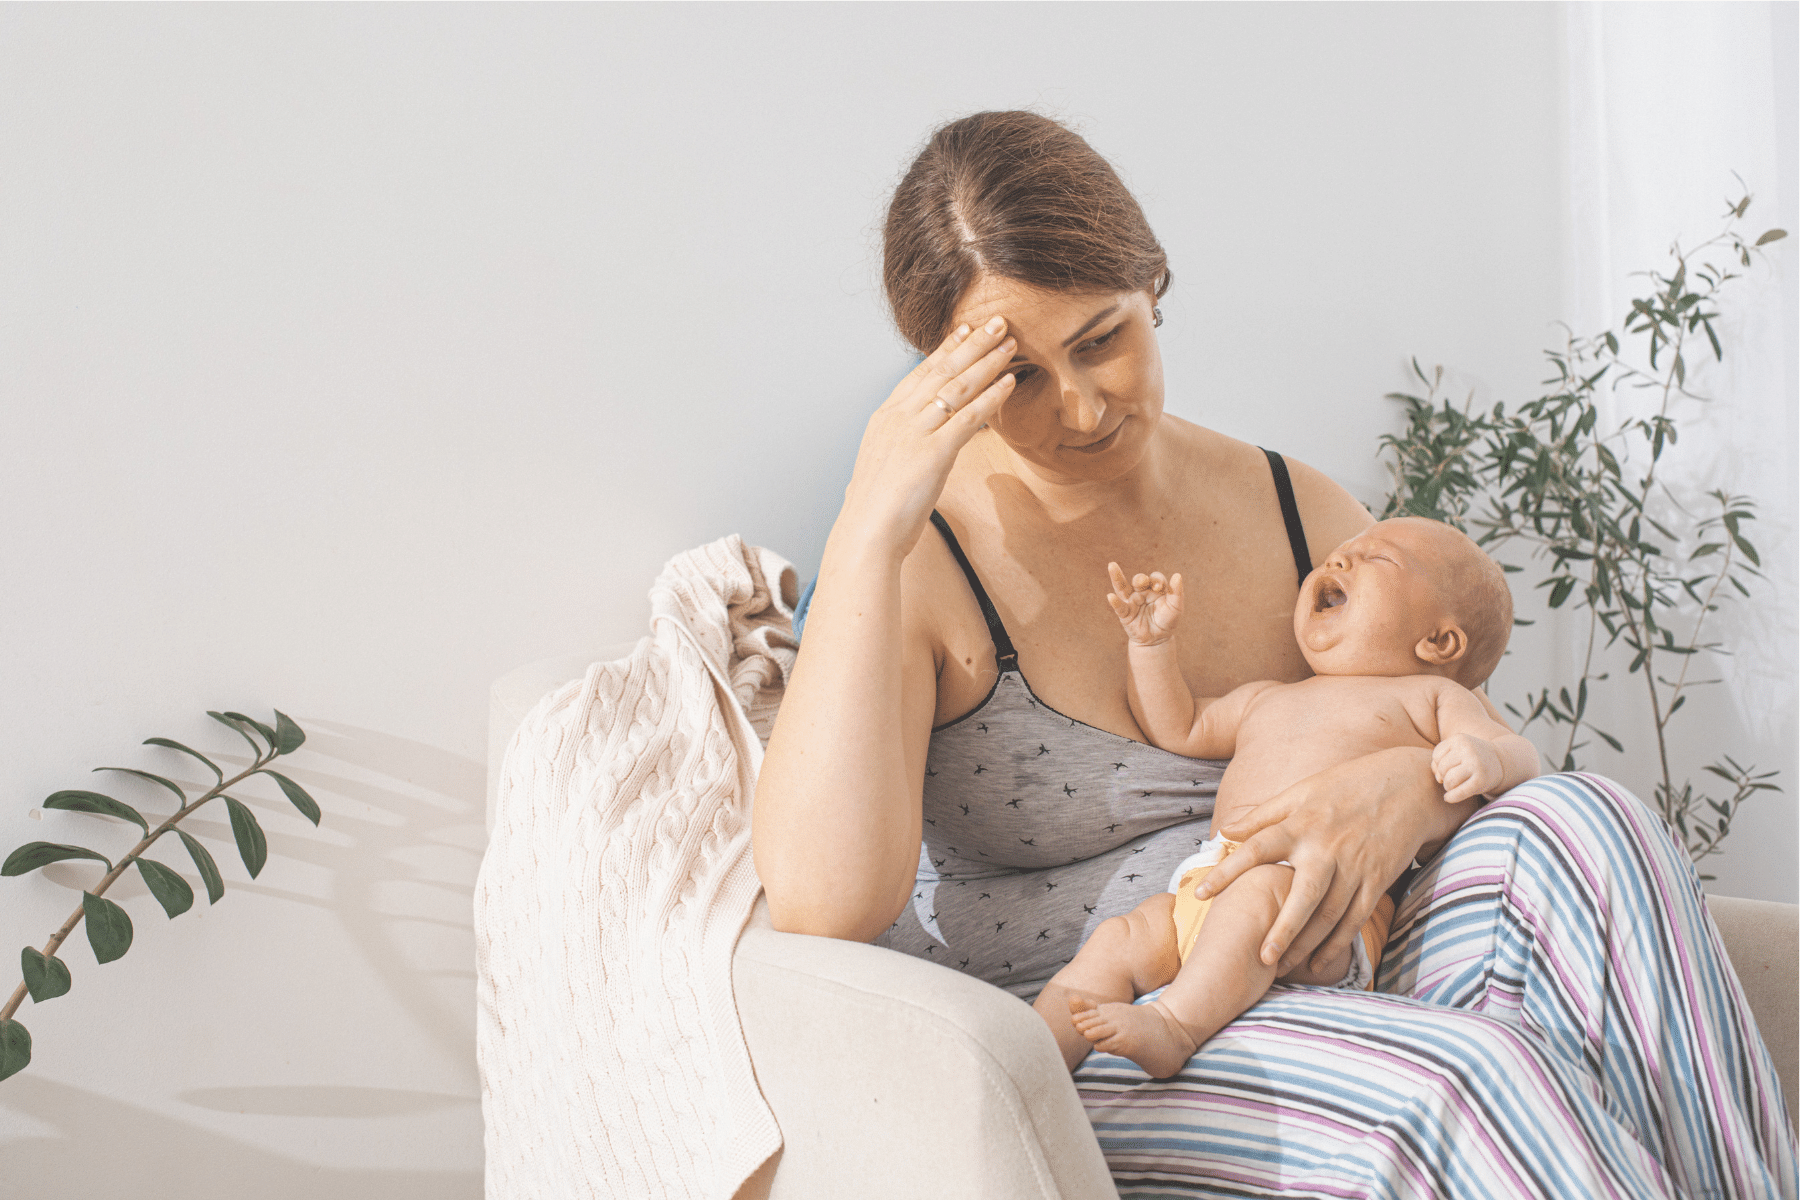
left=1106, top=563, right=1184, bottom=646
left=1432, top=733, right=1504, bottom=804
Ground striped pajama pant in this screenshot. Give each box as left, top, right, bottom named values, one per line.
left=1074, top=774, right=1798, bottom=1198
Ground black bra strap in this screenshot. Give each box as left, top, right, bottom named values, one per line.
left=928, top=511, right=1020, bottom=674
left=1262, top=449, right=1313, bottom=589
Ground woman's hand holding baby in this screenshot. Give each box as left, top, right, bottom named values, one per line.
left=1432, top=733, right=1505, bottom=805
left=1204, top=748, right=1477, bottom=974
left=1107, top=563, right=1184, bottom=646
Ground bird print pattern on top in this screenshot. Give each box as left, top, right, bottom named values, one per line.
left=872, top=671, right=1222, bottom=1003
left=871, top=511, right=1223, bottom=1004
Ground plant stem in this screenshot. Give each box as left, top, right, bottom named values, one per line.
left=0, top=751, right=273, bottom=1023
left=1667, top=509, right=1736, bottom=719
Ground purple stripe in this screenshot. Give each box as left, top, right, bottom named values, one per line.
left=1589, top=774, right=1768, bottom=1192
left=1109, top=1016, right=1625, bottom=1198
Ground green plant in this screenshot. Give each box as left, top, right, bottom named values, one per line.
left=0, top=709, right=320, bottom=1081
left=1380, top=192, right=1787, bottom=877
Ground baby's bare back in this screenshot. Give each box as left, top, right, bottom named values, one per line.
left=1212, top=675, right=1450, bottom=828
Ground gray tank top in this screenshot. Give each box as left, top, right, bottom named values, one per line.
left=870, top=453, right=1313, bottom=1003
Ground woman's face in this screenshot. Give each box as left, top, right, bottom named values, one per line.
left=946, top=275, right=1165, bottom=484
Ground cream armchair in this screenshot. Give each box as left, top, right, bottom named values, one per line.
left=487, top=650, right=1798, bottom=1198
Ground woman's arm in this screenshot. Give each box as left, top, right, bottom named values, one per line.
left=753, top=320, right=1018, bottom=942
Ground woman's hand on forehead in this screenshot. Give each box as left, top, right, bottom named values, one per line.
left=830, top=316, right=1021, bottom=558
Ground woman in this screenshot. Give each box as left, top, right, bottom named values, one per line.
left=752, top=110, right=1794, bottom=1197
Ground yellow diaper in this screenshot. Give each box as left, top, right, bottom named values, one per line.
left=1171, top=838, right=1396, bottom=992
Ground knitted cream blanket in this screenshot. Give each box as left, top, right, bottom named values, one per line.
left=475, top=535, right=797, bottom=1199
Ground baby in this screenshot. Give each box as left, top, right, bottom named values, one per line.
left=1034, top=517, right=1540, bottom=1079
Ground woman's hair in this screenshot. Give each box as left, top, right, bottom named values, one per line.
left=882, top=110, right=1172, bottom=354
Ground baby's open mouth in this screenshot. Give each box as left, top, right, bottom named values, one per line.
left=1313, top=581, right=1348, bottom=612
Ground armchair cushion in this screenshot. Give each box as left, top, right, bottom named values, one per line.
left=733, top=897, right=1117, bottom=1200
left=490, top=652, right=1800, bottom=1197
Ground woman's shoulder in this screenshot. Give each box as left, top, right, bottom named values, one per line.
left=1278, top=454, right=1375, bottom=567
left=1162, top=420, right=1375, bottom=564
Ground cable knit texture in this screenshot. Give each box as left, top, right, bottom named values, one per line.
left=476, top=536, right=798, bottom=1199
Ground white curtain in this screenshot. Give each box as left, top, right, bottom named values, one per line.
left=1554, top=1, right=1797, bottom=900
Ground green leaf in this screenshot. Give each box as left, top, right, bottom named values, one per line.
left=143, top=737, right=224, bottom=784
left=21, top=947, right=72, bottom=1003
left=273, top=711, right=306, bottom=756
left=176, top=830, right=224, bottom=904
left=1755, top=228, right=1787, bottom=245
left=2, top=841, right=113, bottom=876
left=1732, top=535, right=1760, bottom=568
left=258, top=770, right=320, bottom=826
left=93, top=767, right=186, bottom=808
left=225, top=798, right=268, bottom=878
left=0, top=1018, right=30, bottom=1082
left=224, top=712, right=279, bottom=751
left=43, top=791, right=148, bottom=837
left=207, top=711, right=266, bottom=757
left=83, top=892, right=133, bottom=965
left=136, top=858, right=195, bottom=919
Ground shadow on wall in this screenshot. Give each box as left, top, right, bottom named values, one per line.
left=116, top=718, right=489, bottom=1078
left=6, top=718, right=489, bottom=1171
left=278, top=718, right=490, bottom=1073
left=0, top=1076, right=480, bottom=1198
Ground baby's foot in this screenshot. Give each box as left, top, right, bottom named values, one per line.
left=1068, top=994, right=1200, bottom=1080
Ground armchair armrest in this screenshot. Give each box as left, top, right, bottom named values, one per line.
left=1708, top=893, right=1798, bottom=1124
left=733, top=898, right=1118, bottom=1200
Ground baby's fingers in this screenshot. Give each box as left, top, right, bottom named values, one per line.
left=1108, top=562, right=1132, bottom=595
left=1443, top=780, right=1481, bottom=805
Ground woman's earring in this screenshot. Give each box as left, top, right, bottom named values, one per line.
left=1153, top=307, right=1163, bottom=328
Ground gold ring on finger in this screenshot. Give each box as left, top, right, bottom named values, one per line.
left=932, top=397, right=956, bottom=417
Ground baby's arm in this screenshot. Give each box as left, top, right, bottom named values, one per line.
left=1107, top=563, right=1273, bottom=758
left=1431, top=684, right=1542, bottom=804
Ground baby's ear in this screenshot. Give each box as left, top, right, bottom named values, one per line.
left=1415, top=623, right=1469, bottom=669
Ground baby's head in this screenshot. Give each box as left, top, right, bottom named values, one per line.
left=1293, top=517, right=1512, bottom=688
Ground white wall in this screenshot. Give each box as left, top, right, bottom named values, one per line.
left=0, top=5, right=1789, bottom=1193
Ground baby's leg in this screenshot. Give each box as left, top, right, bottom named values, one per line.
left=1164, top=860, right=1354, bottom=1009
left=1074, top=863, right=1350, bottom=1079
left=1033, top=892, right=1180, bottom=1072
